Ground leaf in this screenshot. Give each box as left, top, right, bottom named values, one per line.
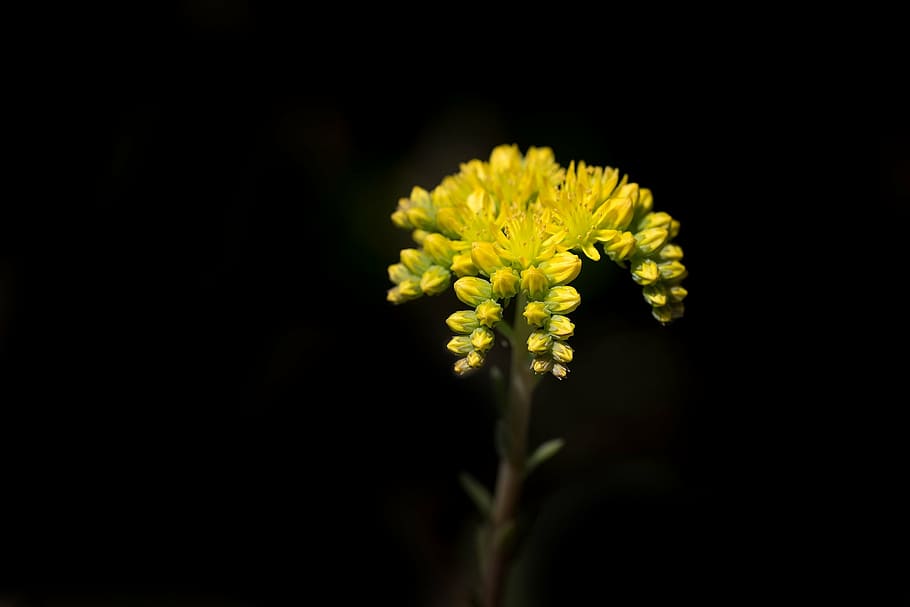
left=459, top=472, right=492, bottom=518
left=525, top=438, right=565, bottom=478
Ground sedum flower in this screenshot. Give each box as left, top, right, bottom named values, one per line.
left=387, top=144, right=689, bottom=377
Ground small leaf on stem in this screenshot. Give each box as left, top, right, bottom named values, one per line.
left=459, top=472, right=493, bottom=518
left=524, top=438, right=565, bottom=478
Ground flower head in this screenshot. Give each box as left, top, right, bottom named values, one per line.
left=387, top=145, right=688, bottom=377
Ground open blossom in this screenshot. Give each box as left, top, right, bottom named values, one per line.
left=387, top=144, right=687, bottom=379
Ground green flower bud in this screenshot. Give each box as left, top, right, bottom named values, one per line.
left=450, top=252, right=478, bottom=277
left=423, top=233, right=456, bottom=266
left=538, top=252, right=582, bottom=286
left=412, top=229, right=429, bottom=245
left=531, top=357, right=553, bottom=375
left=388, top=263, right=412, bottom=285
left=420, top=265, right=451, bottom=295
left=490, top=267, right=521, bottom=300
left=521, top=266, right=549, bottom=300
left=659, top=243, right=684, bottom=261
left=446, top=310, right=479, bottom=334
left=603, top=231, right=636, bottom=261
left=634, top=228, right=669, bottom=256
left=471, top=241, right=504, bottom=276
left=658, top=260, right=687, bottom=284
left=470, top=327, right=495, bottom=352
left=475, top=300, right=503, bottom=328
left=406, top=206, right=434, bottom=231
left=522, top=301, right=551, bottom=327
left=401, top=248, right=433, bottom=275
left=547, top=315, right=575, bottom=339
left=668, top=285, right=688, bottom=303
left=632, top=260, right=660, bottom=286
left=454, top=276, right=493, bottom=307
left=391, top=208, right=411, bottom=229
left=642, top=284, right=667, bottom=306
left=447, top=335, right=473, bottom=355
left=637, top=211, right=673, bottom=232
left=466, top=350, right=485, bottom=368
left=551, top=341, right=574, bottom=364
left=527, top=330, right=553, bottom=354
left=544, top=286, right=581, bottom=314
left=398, top=279, right=422, bottom=299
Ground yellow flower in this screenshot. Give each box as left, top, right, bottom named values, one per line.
left=387, top=144, right=689, bottom=378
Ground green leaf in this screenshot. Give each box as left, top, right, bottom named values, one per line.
left=459, top=472, right=492, bottom=518
left=525, top=438, right=565, bottom=478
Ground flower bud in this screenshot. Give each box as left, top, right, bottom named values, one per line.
left=544, top=286, right=581, bottom=314
left=668, top=285, right=688, bottom=303
left=527, top=330, right=553, bottom=354
left=531, top=357, right=553, bottom=375
left=551, top=363, right=569, bottom=380
left=400, top=248, right=432, bottom=275
left=447, top=335, right=473, bottom=355
left=538, top=252, right=582, bottom=286
left=466, top=350, right=485, bottom=368
left=637, top=211, right=673, bottom=232
left=651, top=305, right=673, bottom=324
left=475, top=299, right=503, bottom=328
left=391, top=208, right=411, bottom=229
left=634, top=228, right=669, bottom=256
left=642, top=284, right=667, bottom=306
left=454, top=276, right=492, bottom=307
left=551, top=341, right=574, bottom=364
left=406, top=206, right=434, bottom=231
left=593, top=196, right=633, bottom=230
left=470, top=327, right=495, bottom=352
left=423, top=233, right=456, bottom=266
left=471, top=241, right=504, bottom=276
left=522, top=301, right=551, bottom=327
left=632, top=260, right=660, bottom=286
left=420, top=265, right=450, bottom=295
left=658, top=243, right=684, bottom=261
left=454, top=357, right=472, bottom=375
left=411, top=229, right=429, bottom=245
left=450, top=252, right=478, bottom=277
left=446, top=310, right=479, bottom=334
left=521, top=266, right=549, bottom=300
left=636, top=187, right=654, bottom=216
left=547, top=315, right=575, bottom=339
left=603, top=231, right=636, bottom=260
left=658, top=260, right=687, bottom=284
left=388, top=263, right=412, bottom=285
left=490, top=267, right=520, bottom=299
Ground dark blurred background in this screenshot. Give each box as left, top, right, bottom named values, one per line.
left=1, top=3, right=906, bottom=605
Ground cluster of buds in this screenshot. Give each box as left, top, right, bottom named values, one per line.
left=387, top=145, right=687, bottom=379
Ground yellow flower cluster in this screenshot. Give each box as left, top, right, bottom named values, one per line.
left=387, top=145, right=687, bottom=378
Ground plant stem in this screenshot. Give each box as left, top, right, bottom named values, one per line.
left=482, top=293, right=535, bottom=607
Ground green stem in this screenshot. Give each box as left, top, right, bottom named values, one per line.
left=482, top=292, right=535, bottom=607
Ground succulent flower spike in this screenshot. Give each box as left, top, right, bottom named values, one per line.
left=387, top=145, right=688, bottom=378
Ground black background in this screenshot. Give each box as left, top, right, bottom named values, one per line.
left=1, top=4, right=905, bottom=605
